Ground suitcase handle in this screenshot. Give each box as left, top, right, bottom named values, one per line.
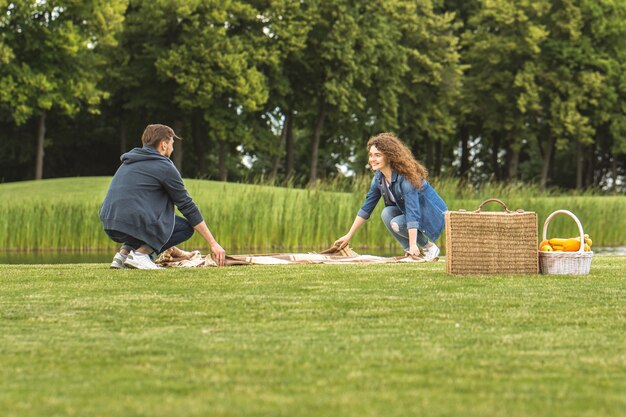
left=475, top=198, right=511, bottom=213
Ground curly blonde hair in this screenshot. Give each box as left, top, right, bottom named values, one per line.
left=367, top=132, right=428, bottom=189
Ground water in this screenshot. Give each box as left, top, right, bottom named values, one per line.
left=594, top=246, right=626, bottom=255
left=1, top=247, right=624, bottom=264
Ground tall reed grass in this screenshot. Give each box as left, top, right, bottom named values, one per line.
left=0, top=177, right=624, bottom=252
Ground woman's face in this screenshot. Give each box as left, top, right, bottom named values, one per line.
left=368, top=145, right=388, bottom=171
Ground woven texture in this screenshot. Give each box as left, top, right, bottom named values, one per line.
left=539, top=251, right=592, bottom=275
left=446, top=208, right=538, bottom=275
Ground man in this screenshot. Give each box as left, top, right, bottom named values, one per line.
left=100, top=124, right=225, bottom=269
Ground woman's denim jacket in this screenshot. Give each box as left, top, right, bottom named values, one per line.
left=357, top=171, right=448, bottom=241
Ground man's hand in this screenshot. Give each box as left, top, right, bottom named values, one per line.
left=193, top=221, right=226, bottom=266
left=211, top=242, right=226, bottom=266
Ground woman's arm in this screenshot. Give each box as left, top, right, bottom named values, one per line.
left=334, top=216, right=367, bottom=249
left=407, top=229, right=419, bottom=255
left=401, top=179, right=422, bottom=255
left=335, top=175, right=381, bottom=249
left=356, top=175, right=382, bottom=221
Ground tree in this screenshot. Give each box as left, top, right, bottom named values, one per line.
left=277, top=0, right=431, bottom=184
left=394, top=0, right=462, bottom=177
left=155, top=0, right=274, bottom=181
left=0, top=0, right=127, bottom=179
left=459, top=0, right=551, bottom=183
left=455, top=0, right=626, bottom=189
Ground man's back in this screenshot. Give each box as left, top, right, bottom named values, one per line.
left=100, top=146, right=200, bottom=252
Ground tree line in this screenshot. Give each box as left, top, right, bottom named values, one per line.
left=1, top=0, right=625, bottom=191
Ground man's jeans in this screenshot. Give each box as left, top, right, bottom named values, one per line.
left=381, top=205, right=429, bottom=252
left=105, top=216, right=194, bottom=254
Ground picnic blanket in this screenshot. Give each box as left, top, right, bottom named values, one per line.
left=155, top=246, right=437, bottom=268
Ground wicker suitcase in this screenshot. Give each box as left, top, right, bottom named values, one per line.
left=445, top=199, right=538, bottom=275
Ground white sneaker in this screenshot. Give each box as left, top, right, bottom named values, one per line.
left=123, top=251, right=163, bottom=270
left=422, top=243, right=440, bottom=261
left=110, top=252, right=128, bottom=269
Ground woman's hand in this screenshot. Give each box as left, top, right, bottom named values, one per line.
left=210, top=241, right=226, bottom=266
left=334, top=217, right=365, bottom=250
left=334, top=234, right=352, bottom=250
left=406, top=243, right=420, bottom=257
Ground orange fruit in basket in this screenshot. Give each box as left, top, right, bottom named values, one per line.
left=562, top=239, right=581, bottom=252
left=539, top=240, right=551, bottom=250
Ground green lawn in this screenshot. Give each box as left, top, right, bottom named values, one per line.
left=1, top=257, right=625, bottom=417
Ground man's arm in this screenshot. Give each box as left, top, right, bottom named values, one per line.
left=161, top=164, right=204, bottom=226
left=160, top=164, right=225, bottom=264
left=194, top=220, right=226, bottom=266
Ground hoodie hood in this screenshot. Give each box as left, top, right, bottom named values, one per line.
left=121, top=146, right=167, bottom=164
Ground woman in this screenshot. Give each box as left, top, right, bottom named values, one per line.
left=334, top=133, right=448, bottom=261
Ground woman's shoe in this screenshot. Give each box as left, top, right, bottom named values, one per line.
left=422, top=243, right=440, bottom=261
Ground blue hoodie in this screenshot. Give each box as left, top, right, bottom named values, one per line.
left=99, top=146, right=203, bottom=251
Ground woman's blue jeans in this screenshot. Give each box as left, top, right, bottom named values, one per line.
left=105, top=216, right=194, bottom=254
left=381, top=205, right=429, bottom=252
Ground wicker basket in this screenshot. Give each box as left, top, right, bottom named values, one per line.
left=538, top=210, right=593, bottom=275
left=445, top=198, right=538, bottom=275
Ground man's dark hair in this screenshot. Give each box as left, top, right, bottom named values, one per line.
left=141, top=124, right=181, bottom=148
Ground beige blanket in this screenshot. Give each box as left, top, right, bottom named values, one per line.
left=155, top=246, right=436, bottom=268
